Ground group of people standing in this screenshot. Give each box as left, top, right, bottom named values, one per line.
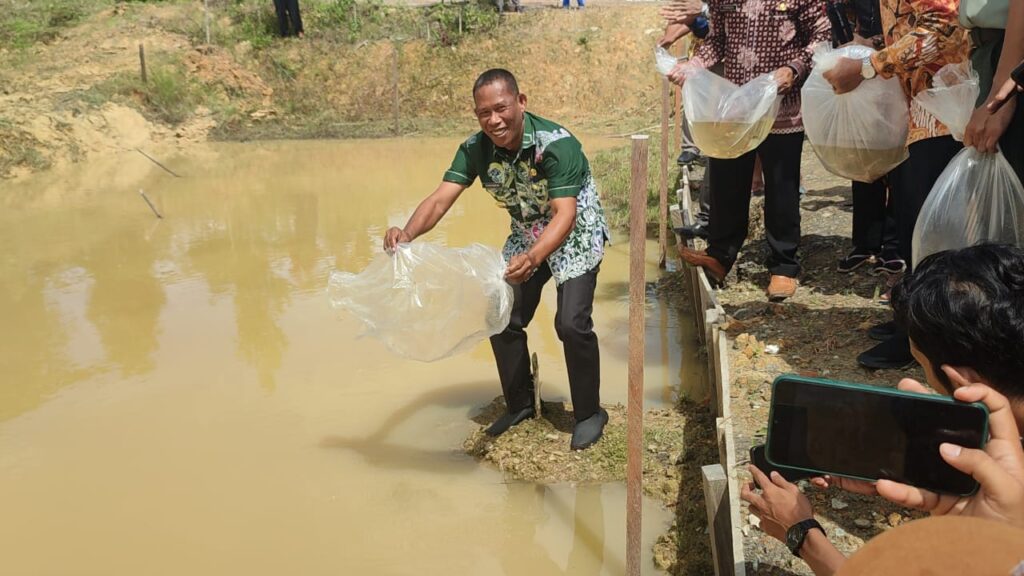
left=662, top=0, right=1023, bottom=369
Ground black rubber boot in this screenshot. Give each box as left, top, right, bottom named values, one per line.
left=485, top=405, right=535, bottom=437
left=868, top=320, right=897, bottom=342
left=570, top=408, right=609, bottom=450
left=857, top=332, right=915, bottom=370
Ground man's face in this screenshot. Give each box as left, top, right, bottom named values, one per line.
left=473, top=81, right=526, bottom=151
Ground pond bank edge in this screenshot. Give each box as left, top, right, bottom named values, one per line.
left=674, top=169, right=748, bottom=576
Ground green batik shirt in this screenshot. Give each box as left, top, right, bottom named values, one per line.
left=442, top=112, right=611, bottom=285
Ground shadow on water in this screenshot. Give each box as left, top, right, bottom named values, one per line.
left=320, top=380, right=492, bottom=473
left=319, top=377, right=629, bottom=575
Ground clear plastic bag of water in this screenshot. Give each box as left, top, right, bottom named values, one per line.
left=328, top=242, right=513, bottom=362
left=911, top=63, right=1024, bottom=266
left=801, top=44, right=909, bottom=183
left=680, top=69, right=781, bottom=159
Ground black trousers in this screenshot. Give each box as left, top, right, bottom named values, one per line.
left=890, top=135, right=963, bottom=272
left=851, top=177, right=897, bottom=254
left=273, top=0, right=304, bottom=36
left=706, top=131, right=804, bottom=277
left=489, top=262, right=601, bottom=421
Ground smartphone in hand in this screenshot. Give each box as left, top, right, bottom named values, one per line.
left=749, top=444, right=814, bottom=488
left=765, top=375, right=989, bottom=496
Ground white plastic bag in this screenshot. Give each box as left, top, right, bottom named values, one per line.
left=681, top=69, right=781, bottom=159
left=655, top=46, right=679, bottom=76
left=328, top=242, right=514, bottom=362
left=911, top=63, right=1024, bottom=266
left=801, top=44, right=909, bottom=182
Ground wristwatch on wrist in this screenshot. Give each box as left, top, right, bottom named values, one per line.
left=786, top=519, right=824, bottom=558
left=861, top=56, right=877, bottom=79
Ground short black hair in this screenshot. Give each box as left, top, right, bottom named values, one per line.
left=473, top=68, right=519, bottom=96
left=892, top=244, right=1024, bottom=400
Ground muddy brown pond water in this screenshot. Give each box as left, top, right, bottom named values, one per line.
left=0, top=137, right=707, bottom=575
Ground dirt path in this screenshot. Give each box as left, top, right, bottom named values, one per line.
left=681, top=148, right=927, bottom=574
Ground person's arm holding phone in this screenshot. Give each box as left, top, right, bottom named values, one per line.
left=742, top=466, right=847, bottom=575
left=816, top=368, right=1024, bottom=529
left=874, top=373, right=1024, bottom=529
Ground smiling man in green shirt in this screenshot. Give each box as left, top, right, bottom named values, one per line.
left=383, top=69, right=611, bottom=450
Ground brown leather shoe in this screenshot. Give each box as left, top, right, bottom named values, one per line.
left=678, top=246, right=727, bottom=284
left=766, top=275, right=798, bottom=301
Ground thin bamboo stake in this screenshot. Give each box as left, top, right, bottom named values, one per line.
left=626, top=134, right=649, bottom=576
left=136, top=148, right=181, bottom=178
left=139, top=189, right=163, bottom=219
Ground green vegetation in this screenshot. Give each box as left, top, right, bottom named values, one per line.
left=0, top=118, right=51, bottom=177
left=0, top=0, right=104, bottom=49
left=590, top=136, right=676, bottom=229
left=93, top=59, right=210, bottom=125
left=196, top=0, right=500, bottom=50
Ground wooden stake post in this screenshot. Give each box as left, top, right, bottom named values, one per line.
left=659, top=77, right=670, bottom=268
left=626, top=134, right=648, bottom=576
left=392, top=43, right=401, bottom=135
left=138, top=44, right=147, bottom=84
left=204, top=0, right=211, bottom=45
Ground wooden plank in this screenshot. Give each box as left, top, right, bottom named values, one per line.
left=702, top=464, right=730, bottom=576
left=626, top=134, right=649, bottom=576
left=659, top=78, right=670, bottom=268
left=669, top=204, right=683, bottom=230
left=711, top=323, right=723, bottom=417
left=722, top=417, right=748, bottom=576
left=717, top=328, right=732, bottom=419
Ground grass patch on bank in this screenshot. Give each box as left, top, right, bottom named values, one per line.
left=91, top=58, right=211, bottom=125
left=188, top=0, right=499, bottom=50
left=0, top=118, right=51, bottom=177
left=590, top=135, right=675, bottom=229
left=0, top=0, right=112, bottom=49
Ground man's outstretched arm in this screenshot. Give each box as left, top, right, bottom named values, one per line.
left=383, top=181, right=467, bottom=252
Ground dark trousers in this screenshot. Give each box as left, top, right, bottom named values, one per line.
left=273, top=0, right=304, bottom=36
left=489, top=262, right=601, bottom=421
left=890, top=135, right=963, bottom=272
left=706, top=131, right=804, bottom=277
left=851, top=177, right=897, bottom=255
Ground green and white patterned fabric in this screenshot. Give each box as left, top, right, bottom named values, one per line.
left=443, top=112, right=610, bottom=285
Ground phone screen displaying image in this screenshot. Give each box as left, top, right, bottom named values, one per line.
left=766, top=376, right=989, bottom=495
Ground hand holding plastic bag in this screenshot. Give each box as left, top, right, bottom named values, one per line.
left=654, top=47, right=781, bottom=158
left=328, top=242, right=513, bottom=362
left=911, top=63, right=1024, bottom=266
left=801, top=44, right=909, bottom=182
left=655, top=46, right=681, bottom=76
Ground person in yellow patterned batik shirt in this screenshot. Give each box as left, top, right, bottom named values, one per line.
left=822, top=0, right=971, bottom=370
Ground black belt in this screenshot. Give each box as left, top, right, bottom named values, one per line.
left=971, top=27, right=1005, bottom=46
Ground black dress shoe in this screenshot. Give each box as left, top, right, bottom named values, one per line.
left=677, top=149, right=705, bottom=166
left=485, top=405, right=535, bottom=437
left=868, top=320, right=897, bottom=341
left=675, top=223, right=709, bottom=240
left=570, top=408, right=609, bottom=450
left=857, top=333, right=916, bottom=370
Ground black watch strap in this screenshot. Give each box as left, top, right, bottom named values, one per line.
left=787, top=518, right=824, bottom=558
